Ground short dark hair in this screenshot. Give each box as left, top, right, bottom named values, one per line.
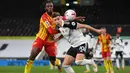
left=101, top=27, right=106, bottom=29
left=52, top=12, right=61, bottom=18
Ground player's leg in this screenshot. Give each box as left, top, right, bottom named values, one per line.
left=75, top=43, right=92, bottom=65
left=45, top=42, right=62, bottom=72
left=115, top=51, right=120, bottom=69
left=120, top=51, right=125, bottom=70
left=102, top=52, right=110, bottom=73
left=107, top=52, right=114, bottom=73
left=55, top=58, right=62, bottom=69
left=62, top=46, right=77, bottom=73
left=88, top=49, right=98, bottom=73
left=84, top=49, right=93, bottom=73
left=91, top=59, right=98, bottom=73
left=24, top=38, right=43, bottom=73
left=62, top=55, right=75, bottom=73
left=85, top=64, right=90, bottom=73
left=50, top=61, right=54, bottom=69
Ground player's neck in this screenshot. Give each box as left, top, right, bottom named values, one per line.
left=102, top=33, right=106, bottom=36
left=47, top=12, right=52, bottom=16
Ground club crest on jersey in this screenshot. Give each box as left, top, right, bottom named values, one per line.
left=45, top=21, right=50, bottom=26
left=72, top=22, right=76, bottom=26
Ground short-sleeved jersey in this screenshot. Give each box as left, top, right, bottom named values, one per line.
left=36, top=12, right=58, bottom=41
left=97, top=33, right=112, bottom=52
left=113, top=37, right=124, bottom=51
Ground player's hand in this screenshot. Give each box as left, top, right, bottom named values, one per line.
left=75, top=16, right=85, bottom=22
left=97, top=29, right=102, bottom=34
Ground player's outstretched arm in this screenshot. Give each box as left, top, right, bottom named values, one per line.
left=77, top=23, right=101, bottom=34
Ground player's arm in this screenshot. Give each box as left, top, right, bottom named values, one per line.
left=63, top=21, right=101, bottom=34
left=54, top=35, right=63, bottom=42
left=41, top=19, right=58, bottom=35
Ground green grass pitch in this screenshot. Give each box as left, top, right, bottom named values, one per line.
left=0, top=66, right=129, bottom=73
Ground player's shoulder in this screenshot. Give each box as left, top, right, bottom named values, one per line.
left=106, top=33, right=111, bottom=36
left=41, top=12, right=48, bottom=21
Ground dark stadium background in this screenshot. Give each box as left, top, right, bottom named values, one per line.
left=0, top=0, right=130, bottom=36
left=0, top=0, right=130, bottom=73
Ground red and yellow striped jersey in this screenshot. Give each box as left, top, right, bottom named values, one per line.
left=36, top=12, right=58, bottom=41
left=97, top=33, right=112, bottom=52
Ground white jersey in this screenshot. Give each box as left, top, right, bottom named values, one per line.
left=113, top=37, right=124, bottom=51
left=84, top=32, right=96, bottom=49
left=59, top=27, right=87, bottom=47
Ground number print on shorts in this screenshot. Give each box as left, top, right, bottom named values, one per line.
left=79, top=46, right=85, bottom=52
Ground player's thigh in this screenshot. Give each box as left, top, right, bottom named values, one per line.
left=45, top=42, right=57, bottom=57
left=106, top=52, right=111, bottom=60
left=30, top=37, right=44, bottom=60
left=62, top=55, right=75, bottom=65
left=102, top=52, right=109, bottom=60
left=119, top=51, right=123, bottom=59
left=75, top=53, right=85, bottom=61
left=75, top=43, right=87, bottom=61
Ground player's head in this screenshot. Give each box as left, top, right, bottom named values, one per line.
left=116, top=33, right=120, bottom=38
left=44, top=0, right=53, bottom=15
left=52, top=12, right=63, bottom=26
left=100, top=27, right=106, bottom=34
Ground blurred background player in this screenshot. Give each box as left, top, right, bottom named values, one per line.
left=82, top=29, right=98, bottom=73
left=24, top=1, right=62, bottom=73
left=96, top=27, right=114, bottom=73
left=113, top=33, right=125, bottom=70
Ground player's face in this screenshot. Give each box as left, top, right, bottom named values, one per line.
left=45, top=3, right=53, bottom=14
left=53, top=16, right=63, bottom=27
left=101, top=28, right=106, bottom=34
left=116, top=34, right=120, bottom=38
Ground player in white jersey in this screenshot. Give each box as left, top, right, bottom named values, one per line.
left=82, top=29, right=98, bottom=73
left=113, top=33, right=125, bottom=70
left=52, top=12, right=101, bottom=73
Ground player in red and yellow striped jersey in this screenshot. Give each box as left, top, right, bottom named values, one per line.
left=96, top=27, right=114, bottom=73
left=24, top=1, right=62, bottom=73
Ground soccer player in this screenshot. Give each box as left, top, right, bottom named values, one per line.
left=52, top=12, right=101, bottom=73
left=83, top=29, right=98, bottom=73
left=24, top=1, right=61, bottom=73
left=96, top=27, right=114, bottom=73
left=113, top=33, right=125, bottom=70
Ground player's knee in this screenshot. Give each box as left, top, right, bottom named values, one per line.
left=49, top=56, right=56, bottom=65
left=75, top=60, right=83, bottom=65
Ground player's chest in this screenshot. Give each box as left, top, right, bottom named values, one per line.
left=100, top=36, right=109, bottom=43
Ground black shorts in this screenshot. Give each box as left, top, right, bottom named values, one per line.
left=115, top=51, right=123, bottom=59
left=67, top=43, right=87, bottom=58
left=85, top=48, right=93, bottom=59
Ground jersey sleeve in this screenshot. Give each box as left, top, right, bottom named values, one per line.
left=41, top=18, right=58, bottom=35
left=63, top=21, right=77, bottom=29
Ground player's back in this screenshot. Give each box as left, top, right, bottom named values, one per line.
left=59, top=27, right=87, bottom=47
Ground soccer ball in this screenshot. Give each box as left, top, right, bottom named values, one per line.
left=64, top=9, right=76, bottom=21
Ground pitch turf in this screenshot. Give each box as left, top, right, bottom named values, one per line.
left=0, top=66, right=129, bottom=73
